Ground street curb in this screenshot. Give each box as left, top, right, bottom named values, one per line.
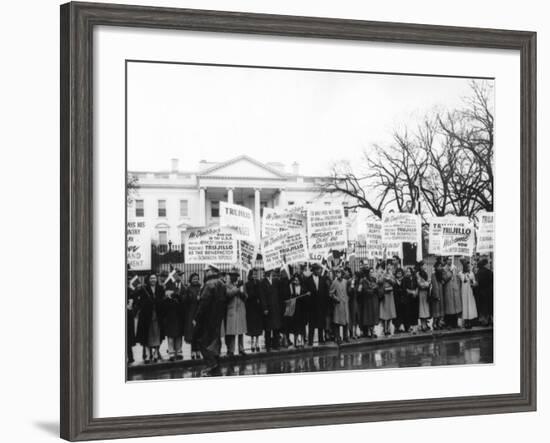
left=127, top=326, right=493, bottom=376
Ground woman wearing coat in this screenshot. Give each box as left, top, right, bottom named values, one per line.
left=329, top=268, right=350, bottom=344
left=284, top=273, right=309, bottom=347
left=224, top=268, right=248, bottom=356
left=430, top=259, right=445, bottom=330
left=245, top=269, right=263, bottom=352
left=416, top=261, right=431, bottom=332
left=346, top=269, right=360, bottom=339
left=359, top=267, right=380, bottom=338
left=162, top=277, right=185, bottom=361
left=259, top=270, right=283, bottom=351
left=442, top=257, right=463, bottom=328
left=458, top=260, right=478, bottom=329
left=402, top=267, right=419, bottom=333
left=183, top=273, right=201, bottom=360
left=126, top=276, right=139, bottom=364
left=136, top=273, right=165, bottom=363
left=379, top=264, right=397, bottom=336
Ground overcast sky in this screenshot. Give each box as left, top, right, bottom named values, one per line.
left=127, top=61, right=486, bottom=176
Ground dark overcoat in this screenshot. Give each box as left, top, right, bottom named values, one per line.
left=182, top=283, right=201, bottom=343
left=305, top=274, right=331, bottom=329
left=126, top=286, right=138, bottom=346
left=259, top=277, right=284, bottom=331
left=245, top=279, right=264, bottom=336
left=476, top=266, right=494, bottom=317
left=359, top=277, right=379, bottom=327
left=193, top=276, right=227, bottom=356
left=135, top=284, right=166, bottom=346
left=162, top=282, right=185, bottom=338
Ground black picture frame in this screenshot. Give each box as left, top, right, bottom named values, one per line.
left=60, top=2, right=537, bottom=441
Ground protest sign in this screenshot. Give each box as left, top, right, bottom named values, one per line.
left=365, top=220, right=383, bottom=259
left=127, top=220, right=151, bottom=270
left=437, top=217, right=475, bottom=256
left=238, top=240, right=257, bottom=271
left=184, top=226, right=237, bottom=264
left=382, top=212, right=420, bottom=244
left=261, top=206, right=307, bottom=238
left=220, top=202, right=256, bottom=243
left=428, top=216, right=461, bottom=255
left=476, top=212, right=494, bottom=254
left=261, top=229, right=309, bottom=271
left=382, top=212, right=421, bottom=260
left=306, top=205, right=348, bottom=259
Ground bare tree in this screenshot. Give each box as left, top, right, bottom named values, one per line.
left=321, top=80, right=494, bottom=219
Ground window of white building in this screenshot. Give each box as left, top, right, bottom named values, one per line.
left=287, top=201, right=295, bottom=206
left=158, top=230, right=168, bottom=246
left=158, top=199, right=166, bottom=217
left=179, top=199, right=188, bottom=217
left=135, top=199, right=144, bottom=217
left=260, top=201, right=268, bottom=216
left=211, top=201, right=220, bottom=218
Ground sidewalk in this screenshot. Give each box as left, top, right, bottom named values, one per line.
left=127, top=326, right=493, bottom=376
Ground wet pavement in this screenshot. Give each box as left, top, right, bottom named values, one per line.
left=128, top=330, right=493, bottom=381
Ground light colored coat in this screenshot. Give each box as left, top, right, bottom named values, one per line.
left=459, top=271, right=478, bottom=320
left=443, top=267, right=463, bottom=315
left=224, top=283, right=247, bottom=335
left=330, top=279, right=350, bottom=325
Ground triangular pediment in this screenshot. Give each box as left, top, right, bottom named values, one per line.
left=199, top=155, right=286, bottom=179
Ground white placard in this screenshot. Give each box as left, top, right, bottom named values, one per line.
left=238, top=240, right=257, bottom=271
left=126, top=219, right=151, bottom=270
left=439, top=217, right=476, bottom=257
left=428, top=216, right=463, bottom=255
left=306, top=205, right=348, bottom=259
left=220, top=202, right=256, bottom=243
left=365, top=220, right=383, bottom=259
left=184, top=226, right=237, bottom=264
left=477, top=212, right=494, bottom=254
left=261, top=229, right=309, bottom=271
left=261, top=205, right=307, bottom=239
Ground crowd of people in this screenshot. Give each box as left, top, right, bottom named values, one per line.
left=127, top=255, right=493, bottom=375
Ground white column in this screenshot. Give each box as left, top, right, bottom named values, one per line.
left=227, top=187, right=234, bottom=204
left=254, top=188, right=261, bottom=242
left=278, top=188, right=286, bottom=207
left=198, top=187, right=206, bottom=226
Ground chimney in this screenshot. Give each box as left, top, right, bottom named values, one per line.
left=292, top=161, right=300, bottom=176
left=170, top=158, right=179, bottom=173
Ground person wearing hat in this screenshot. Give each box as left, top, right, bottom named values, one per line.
left=245, top=269, right=263, bottom=352
left=329, top=268, right=350, bottom=344
left=259, top=269, right=284, bottom=351
left=126, top=274, right=140, bottom=364
left=358, top=267, right=379, bottom=338
left=193, top=264, right=227, bottom=375
left=416, top=260, right=431, bottom=332
left=430, top=258, right=446, bottom=330
left=475, top=257, right=493, bottom=326
left=135, top=273, right=166, bottom=363
left=442, top=257, right=462, bottom=328
left=304, top=263, right=331, bottom=346
left=182, top=272, right=201, bottom=360
left=224, top=267, right=247, bottom=356
left=162, top=270, right=185, bottom=362
left=458, top=258, right=478, bottom=329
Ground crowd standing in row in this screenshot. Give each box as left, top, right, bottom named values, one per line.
left=127, top=255, right=493, bottom=375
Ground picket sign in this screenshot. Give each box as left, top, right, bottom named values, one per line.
left=261, top=228, right=309, bottom=271
left=184, top=226, right=238, bottom=264
left=127, top=219, right=152, bottom=270
left=428, top=216, right=475, bottom=257
left=220, top=202, right=256, bottom=243
left=476, top=212, right=494, bottom=254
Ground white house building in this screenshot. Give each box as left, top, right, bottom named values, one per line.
left=128, top=155, right=357, bottom=246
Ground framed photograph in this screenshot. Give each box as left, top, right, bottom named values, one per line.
left=60, top=1, right=536, bottom=441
